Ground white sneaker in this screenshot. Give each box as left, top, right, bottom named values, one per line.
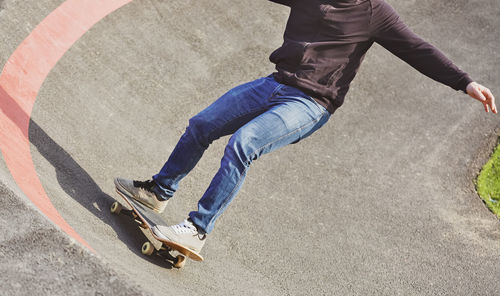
left=153, top=219, right=206, bottom=253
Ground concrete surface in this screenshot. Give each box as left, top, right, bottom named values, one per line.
left=0, top=182, right=150, bottom=296
left=1, top=0, right=499, bottom=295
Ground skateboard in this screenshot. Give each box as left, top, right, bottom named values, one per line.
left=110, top=189, right=204, bottom=268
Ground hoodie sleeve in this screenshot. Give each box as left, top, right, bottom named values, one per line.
left=268, top=0, right=293, bottom=7
left=373, top=2, right=473, bottom=93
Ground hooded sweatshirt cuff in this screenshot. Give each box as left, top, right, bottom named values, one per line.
left=457, top=75, right=474, bottom=94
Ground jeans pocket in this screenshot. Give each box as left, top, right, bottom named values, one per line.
left=270, top=84, right=305, bottom=100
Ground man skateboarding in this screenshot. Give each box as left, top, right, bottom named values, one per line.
left=114, top=0, right=497, bottom=255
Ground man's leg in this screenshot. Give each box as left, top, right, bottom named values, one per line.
left=115, top=76, right=282, bottom=213
left=188, top=85, right=331, bottom=234
left=152, top=84, right=330, bottom=252
left=152, top=76, right=284, bottom=197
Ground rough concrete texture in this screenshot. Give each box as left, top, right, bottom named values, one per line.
left=0, top=182, right=151, bottom=296
left=1, top=0, right=499, bottom=295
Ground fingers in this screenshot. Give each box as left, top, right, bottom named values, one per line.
left=474, top=86, right=489, bottom=112
left=481, top=86, right=497, bottom=114
left=468, top=82, right=497, bottom=114
left=478, top=89, right=489, bottom=113
left=484, top=88, right=497, bottom=114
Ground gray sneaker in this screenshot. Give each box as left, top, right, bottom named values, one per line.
left=114, top=177, right=168, bottom=213
left=152, top=219, right=206, bottom=254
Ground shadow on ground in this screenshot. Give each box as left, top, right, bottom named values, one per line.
left=0, top=84, right=175, bottom=269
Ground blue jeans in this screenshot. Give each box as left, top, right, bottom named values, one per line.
left=152, top=75, right=331, bottom=233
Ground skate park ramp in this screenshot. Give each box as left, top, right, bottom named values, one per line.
left=0, top=0, right=499, bottom=295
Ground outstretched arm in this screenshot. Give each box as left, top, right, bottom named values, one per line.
left=374, top=15, right=472, bottom=94
left=466, top=82, right=497, bottom=114
left=373, top=3, right=496, bottom=115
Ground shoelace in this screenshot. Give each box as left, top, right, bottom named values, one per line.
left=133, top=180, right=155, bottom=192
left=172, top=220, right=198, bottom=235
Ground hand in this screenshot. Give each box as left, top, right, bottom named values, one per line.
left=466, top=82, right=497, bottom=114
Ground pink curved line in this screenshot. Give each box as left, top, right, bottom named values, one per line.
left=0, top=0, right=132, bottom=250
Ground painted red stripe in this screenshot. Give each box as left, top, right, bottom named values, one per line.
left=0, top=0, right=132, bottom=250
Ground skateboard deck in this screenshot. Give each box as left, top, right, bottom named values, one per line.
left=111, top=189, right=203, bottom=268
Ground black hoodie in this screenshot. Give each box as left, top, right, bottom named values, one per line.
left=268, top=0, right=473, bottom=113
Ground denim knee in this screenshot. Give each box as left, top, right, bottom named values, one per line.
left=224, top=133, right=258, bottom=168
left=186, top=115, right=216, bottom=149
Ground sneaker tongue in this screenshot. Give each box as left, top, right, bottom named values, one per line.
left=133, top=179, right=154, bottom=189
left=181, top=219, right=197, bottom=231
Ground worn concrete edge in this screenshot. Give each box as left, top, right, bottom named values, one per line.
left=0, top=178, right=151, bottom=296
left=467, top=125, right=500, bottom=189
left=470, top=126, right=500, bottom=217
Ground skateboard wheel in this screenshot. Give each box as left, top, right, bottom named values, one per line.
left=110, top=202, right=122, bottom=215
left=141, top=242, right=155, bottom=256
left=173, top=255, right=186, bottom=269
